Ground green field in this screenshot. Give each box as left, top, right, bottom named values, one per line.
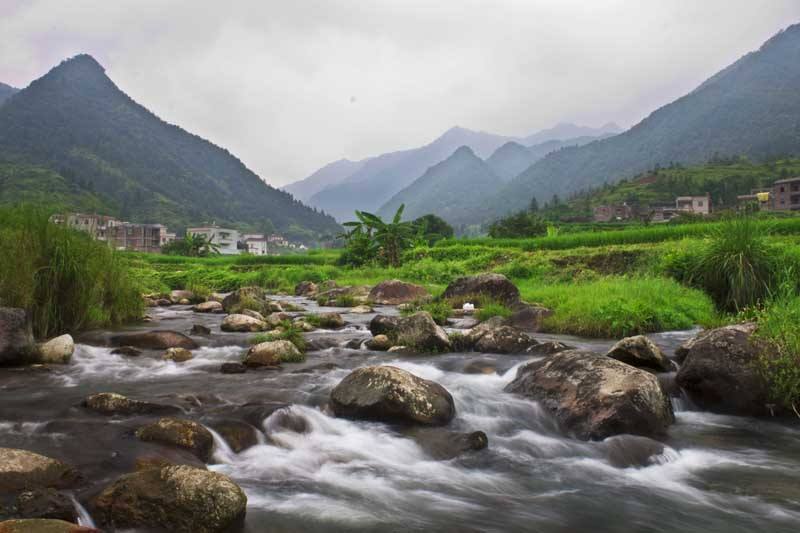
left=124, top=215, right=800, bottom=338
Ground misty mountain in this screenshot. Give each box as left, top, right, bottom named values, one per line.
left=0, top=55, right=340, bottom=235
left=283, top=158, right=366, bottom=202
left=521, top=122, right=622, bottom=146
left=488, top=23, right=800, bottom=218
left=487, top=134, right=616, bottom=182
left=0, top=83, right=18, bottom=107
left=376, top=146, right=498, bottom=227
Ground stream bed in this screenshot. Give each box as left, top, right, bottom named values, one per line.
left=1, top=299, right=799, bottom=532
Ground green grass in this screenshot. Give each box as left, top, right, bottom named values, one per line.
left=476, top=302, right=513, bottom=322
left=517, top=276, right=716, bottom=338
left=400, top=300, right=451, bottom=325
left=304, top=313, right=342, bottom=329
left=754, top=294, right=800, bottom=411
left=0, top=205, right=143, bottom=338
left=249, top=321, right=307, bottom=357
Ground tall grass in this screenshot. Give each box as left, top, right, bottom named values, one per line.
left=0, top=206, right=143, bottom=338
left=754, top=291, right=800, bottom=412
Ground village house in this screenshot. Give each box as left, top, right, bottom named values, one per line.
left=186, top=225, right=240, bottom=255
left=772, top=177, right=800, bottom=211
left=675, top=193, right=712, bottom=215
left=50, top=213, right=171, bottom=253
left=737, top=188, right=773, bottom=211
left=593, top=203, right=635, bottom=222
left=267, top=234, right=289, bottom=247
left=242, top=233, right=269, bottom=255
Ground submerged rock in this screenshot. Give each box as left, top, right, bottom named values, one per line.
left=606, top=335, right=672, bottom=372
left=162, top=347, right=193, bottom=363
left=442, top=273, right=521, bottom=306
left=13, top=489, right=76, bottom=522
left=83, top=392, right=178, bottom=416
left=0, top=449, right=80, bottom=493
left=220, top=314, right=267, bottom=333
left=330, top=365, right=455, bottom=426
left=34, top=335, right=74, bottom=365
left=505, top=350, right=674, bottom=440
left=407, top=428, right=488, bottom=460
left=244, top=340, right=300, bottom=367
left=110, top=346, right=141, bottom=357
left=135, top=418, right=214, bottom=462
left=368, top=280, right=430, bottom=305
left=219, top=363, right=247, bottom=374
left=0, top=308, right=34, bottom=365
left=91, top=465, right=246, bottom=533
left=604, top=435, right=667, bottom=468
left=110, top=330, right=198, bottom=350
left=189, top=324, right=211, bottom=336
left=210, top=420, right=259, bottom=453
left=675, top=323, right=769, bottom=416
left=0, top=519, right=97, bottom=533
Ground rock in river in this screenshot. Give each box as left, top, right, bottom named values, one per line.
left=369, top=315, right=400, bottom=337
left=220, top=314, right=267, bottom=333
left=192, top=301, right=223, bottom=313
left=505, top=350, right=674, bottom=440
left=163, top=347, right=193, bottom=363
left=0, top=519, right=97, bottom=533
left=368, top=280, right=430, bottom=305
left=606, top=335, right=672, bottom=372
left=244, top=340, right=301, bottom=367
left=13, top=488, right=77, bottom=522
left=394, top=312, right=451, bottom=352
left=675, top=323, right=769, bottom=416
left=330, top=365, right=455, bottom=426
left=91, top=465, right=246, bottom=533
left=110, top=330, right=198, bottom=350
left=0, top=449, right=80, bottom=493
left=0, top=308, right=34, bottom=365
left=135, top=418, right=214, bottom=462
left=442, top=273, right=521, bottom=306
left=83, top=392, right=179, bottom=416
left=34, top=335, right=74, bottom=364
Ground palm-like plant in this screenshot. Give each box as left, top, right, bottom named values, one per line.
left=184, top=233, right=221, bottom=257
left=339, top=205, right=413, bottom=267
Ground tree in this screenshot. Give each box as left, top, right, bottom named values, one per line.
left=339, top=205, right=414, bottom=267
left=411, top=214, right=454, bottom=245
left=528, top=196, right=539, bottom=213
left=163, top=233, right=220, bottom=257
left=488, top=211, right=548, bottom=238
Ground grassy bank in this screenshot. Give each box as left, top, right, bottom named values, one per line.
left=0, top=206, right=143, bottom=338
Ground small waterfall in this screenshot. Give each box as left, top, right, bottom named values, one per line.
left=206, top=425, right=237, bottom=464
left=70, top=494, right=96, bottom=529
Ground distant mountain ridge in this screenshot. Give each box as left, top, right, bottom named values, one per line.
left=0, top=55, right=340, bottom=235
left=283, top=158, right=366, bottom=202
left=298, top=122, right=620, bottom=221
left=486, top=23, right=800, bottom=219
left=0, top=83, right=18, bottom=107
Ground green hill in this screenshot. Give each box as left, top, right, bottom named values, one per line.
left=489, top=23, right=800, bottom=219
left=0, top=55, right=340, bottom=237
left=0, top=82, right=18, bottom=107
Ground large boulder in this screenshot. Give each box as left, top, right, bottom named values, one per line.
left=0, top=308, right=34, bottom=365
left=368, top=280, right=430, bottom=305
left=675, top=323, right=768, bottom=416
left=506, top=303, right=553, bottom=331
left=313, top=312, right=345, bottom=329
left=466, top=320, right=538, bottom=354
left=505, top=350, right=674, bottom=440
left=315, top=286, right=370, bottom=306
left=209, top=421, right=259, bottom=453
left=244, top=340, right=301, bottom=367
left=606, top=335, right=672, bottom=372
left=83, top=392, right=178, bottom=416
left=369, top=315, right=400, bottom=337
left=192, top=301, right=222, bottom=314
left=0, top=520, right=97, bottom=533
left=91, top=465, right=246, bottom=533
left=442, top=273, right=521, bottom=306
left=0, top=449, right=79, bottom=493
left=170, top=290, right=196, bottom=304
left=135, top=418, right=214, bottom=462
left=110, top=331, right=198, bottom=350
left=13, top=488, right=77, bottom=522
left=330, top=365, right=455, bottom=426
left=34, top=335, right=74, bottom=364
left=220, top=314, right=267, bottom=333
left=393, top=312, right=451, bottom=352
left=365, top=334, right=392, bottom=351
left=294, top=281, right=318, bottom=297
left=221, top=286, right=266, bottom=314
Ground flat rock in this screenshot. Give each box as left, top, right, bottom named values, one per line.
left=0, top=449, right=80, bottom=493
left=368, top=280, right=430, bottom=305
left=110, top=331, right=198, bottom=350
left=135, top=418, right=214, bottom=462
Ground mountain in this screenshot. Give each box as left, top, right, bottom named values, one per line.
left=0, top=83, right=18, bottom=107
left=306, top=126, right=516, bottom=221
left=487, top=134, right=616, bottom=182
left=283, top=158, right=365, bottom=202
left=488, top=23, right=800, bottom=218
left=376, top=146, right=499, bottom=227
left=521, top=122, right=622, bottom=146
left=0, top=55, right=340, bottom=236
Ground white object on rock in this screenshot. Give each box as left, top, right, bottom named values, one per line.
left=462, top=303, right=475, bottom=313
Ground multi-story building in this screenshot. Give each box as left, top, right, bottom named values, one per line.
left=50, top=213, right=170, bottom=253
left=737, top=188, right=773, bottom=211
left=675, top=193, right=712, bottom=215
left=772, top=177, right=800, bottom=211
left=242, top=233, right=269, bottom=255
left=593, top=203, right=635, bottom=222
left=187, top=226, right=240, bottom=255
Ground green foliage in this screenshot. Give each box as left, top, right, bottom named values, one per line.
left=340, top=205, right=414, bottom=267
left=303, top=313, right=341, bottom=329
left=488, top=211, right=548, bottom=238
left=163, top=233, right=221, bottom=257
left=411, top=214, right=454, bottom=245
left=0, top=205, right=143, bottom=338
left=333, top=294, right=357, bottom=307
left=400, top=300, right=451, bottom=325
left=476, top=302, right=513, bottom=322
left=754, top=291, right=800, bottom=411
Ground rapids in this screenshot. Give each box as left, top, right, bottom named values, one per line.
left=1, top=299, right=799, bottom=532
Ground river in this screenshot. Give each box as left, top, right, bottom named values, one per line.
left=1, top=299, right=799, bottom=532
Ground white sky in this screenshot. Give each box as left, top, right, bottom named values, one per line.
left=1, top=0, right=798, bottom=185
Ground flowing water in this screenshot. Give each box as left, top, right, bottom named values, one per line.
left=1, top=300, right=799, bottom=532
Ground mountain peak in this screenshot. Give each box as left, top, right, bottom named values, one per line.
left=452, top=145, right=476, bottom=158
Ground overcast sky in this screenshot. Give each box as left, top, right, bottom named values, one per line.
left=1, top=1, right=799, bottom=185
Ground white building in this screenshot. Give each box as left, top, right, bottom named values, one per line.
left=242, top=233, right=269, bottom=255
left=187, top=226, right=241, bottom=255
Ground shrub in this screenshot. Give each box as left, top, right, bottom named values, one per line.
left=334, top=294, right=357, bottom=307
left=400, top=300, right=451, bottom=325
left=754, top=291, right=800, bottom=412
left=303, top=313, right=341, bottom=329
left=0, top=206, right=143, bottom=338
left=249, top=321, right=307, bottom=356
